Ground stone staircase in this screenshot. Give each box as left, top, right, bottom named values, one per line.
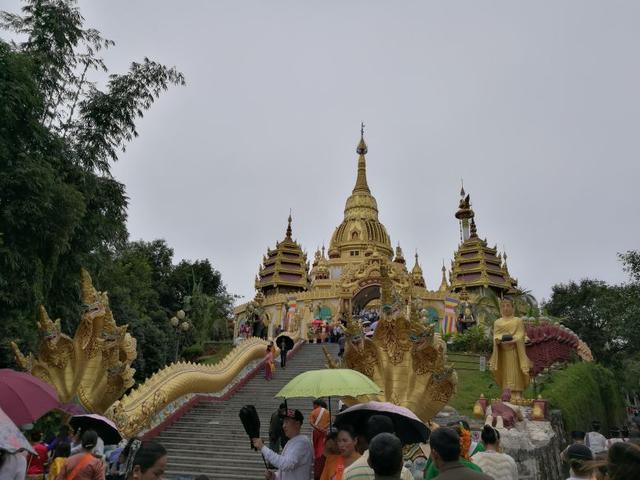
left=159, top=342, right=339, bottom=480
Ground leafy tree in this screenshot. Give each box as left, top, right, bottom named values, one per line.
left=475, top=287, right=539, bottom=326
left=0, top=0, right=183, bottom=367
left=544, top=251, right=640, bottom=374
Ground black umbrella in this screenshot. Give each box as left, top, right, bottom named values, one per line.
left=334, top=401, right=429, bottom=445
left=276, top=335, right=294, bottom=351
left=69, top=414, right=122, bottom=445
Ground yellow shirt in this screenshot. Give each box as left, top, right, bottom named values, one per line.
left=49, top=457, right=67, bottom=479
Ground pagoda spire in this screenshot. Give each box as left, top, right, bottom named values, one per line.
left=285, top=210, right=293, bottom=239
left=353, top=122, right=371, bottom=194
left=470, top=218, right=478, bottom=238
left=455, top=186, right=475, bottom=242
left=439, top=260, right=449, bottom=292
left=410, top=250, right=426, bottom=288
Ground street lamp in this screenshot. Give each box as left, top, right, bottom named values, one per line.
left=171, top=310, right=191, bottom=362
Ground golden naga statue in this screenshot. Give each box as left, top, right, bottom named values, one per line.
left=12, top=269, right=137, bottom=414
left=327, top=265, right=457, bottom=423
left=489, top=297, right=533, bottom=399
left=107, top=335, right=290, bottom=437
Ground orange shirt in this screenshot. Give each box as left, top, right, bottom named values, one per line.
left=310, top=406, right=330, bottom=431
left=321, top=452, right=361, bottom=480
left=54, top=453, right=104, bottom=480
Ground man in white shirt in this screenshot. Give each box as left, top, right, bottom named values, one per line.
left=253, top=409, right=313, bottom=480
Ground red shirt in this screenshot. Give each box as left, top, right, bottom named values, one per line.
left=27, top=442, right=48, bottom=474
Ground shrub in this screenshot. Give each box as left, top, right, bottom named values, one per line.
left=181, top=344, right=204, bottom=361
left=448, top=326, right=492, bottom=354
left=540, top=362, right=626, bottom=433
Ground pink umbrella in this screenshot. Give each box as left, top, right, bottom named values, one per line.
left=335, top=400, right=429, bottom=445
left=0, top=369, right=59, bottom=425
left=70, top=414, right=122, bottom=444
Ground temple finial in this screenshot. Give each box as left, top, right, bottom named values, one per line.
left=286, top=211, right=293, bottom=239
left=356, top=122, right=368, bottom=155
left=460, top=179, right=465, bottom=197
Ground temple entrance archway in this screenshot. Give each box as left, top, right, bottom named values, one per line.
left=351, top=284, right=380, bottom=315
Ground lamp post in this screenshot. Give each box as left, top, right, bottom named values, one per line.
left=170, top=309, right=191, bottom=362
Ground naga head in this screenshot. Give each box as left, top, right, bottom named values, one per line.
left=37, top=306, right=62, bottom=345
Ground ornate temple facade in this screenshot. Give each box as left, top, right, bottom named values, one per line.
left=234, top=129, right=519, bottom=338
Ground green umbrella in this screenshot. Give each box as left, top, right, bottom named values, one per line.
left=275, top=369, right=382, bottom=430
left=275, top=369, right=381, bottom=398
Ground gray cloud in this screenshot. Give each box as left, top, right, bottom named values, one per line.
left=17, top=0, right=638, bottom=303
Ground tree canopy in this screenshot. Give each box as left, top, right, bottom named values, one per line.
left=0, top=1, right=231, bottom=380
left=544, top=251, right=640, bottom=390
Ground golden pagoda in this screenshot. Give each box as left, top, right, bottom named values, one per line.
left=234, top=127, right=520, bottom=338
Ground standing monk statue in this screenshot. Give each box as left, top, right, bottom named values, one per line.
left=489, top=298, right=532, bottom=399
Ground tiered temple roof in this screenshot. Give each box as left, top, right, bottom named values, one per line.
left=449, top=191, right=517, bottom=295
left=255, top=215, right=309, bottom=295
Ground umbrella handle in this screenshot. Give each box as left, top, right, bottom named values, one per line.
left=261, top=451, right=269, bottom=470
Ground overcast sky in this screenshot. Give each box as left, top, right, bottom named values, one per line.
left=6, top=1, right=639, bottom=303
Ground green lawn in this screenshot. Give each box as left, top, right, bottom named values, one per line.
left=447, top=353, right=501, bottom=416
left=200, top=342, right=235, bottom=365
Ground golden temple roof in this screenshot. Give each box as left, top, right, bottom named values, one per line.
left=450, top=193, right=517, bottom=294
left=394, top=244, right=407, bottom=266
left=256, top=214, right=309, bottom=295
left=328, top=126, right=393, bottom=260
left=310, top=246, right=330, bottom=282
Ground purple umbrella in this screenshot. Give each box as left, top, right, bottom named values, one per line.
left=334, top=401, right=429, bottom=445
left=0, top=406, right=36, bottom=454
left=57, top=402, right=87, bottom=416
left=70, top=414, right=122, bottom=445
left=0, top=369, right=59, bottom=425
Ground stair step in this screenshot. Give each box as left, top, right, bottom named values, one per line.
left=158, top=343, right=340, bottom=479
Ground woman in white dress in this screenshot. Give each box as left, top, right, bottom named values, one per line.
left=471, top=426, right=518, bottom=480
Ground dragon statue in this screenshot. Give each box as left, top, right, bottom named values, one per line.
left=106, top=335, right=283, bottom=437
left=12, top=269, right=294, bottom=437
left=12, top=269, right=137, bottom=414
left=326, top=264, right=457, bottom=423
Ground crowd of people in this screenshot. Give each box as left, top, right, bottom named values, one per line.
left=3, top=402, right=640, bottom=480
left=252, top=399, right=640, bottom=480
left=0, top=426, right=169, bottom=480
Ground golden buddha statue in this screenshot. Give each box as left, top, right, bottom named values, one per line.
left=489, top=298, right=532, bottom=399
